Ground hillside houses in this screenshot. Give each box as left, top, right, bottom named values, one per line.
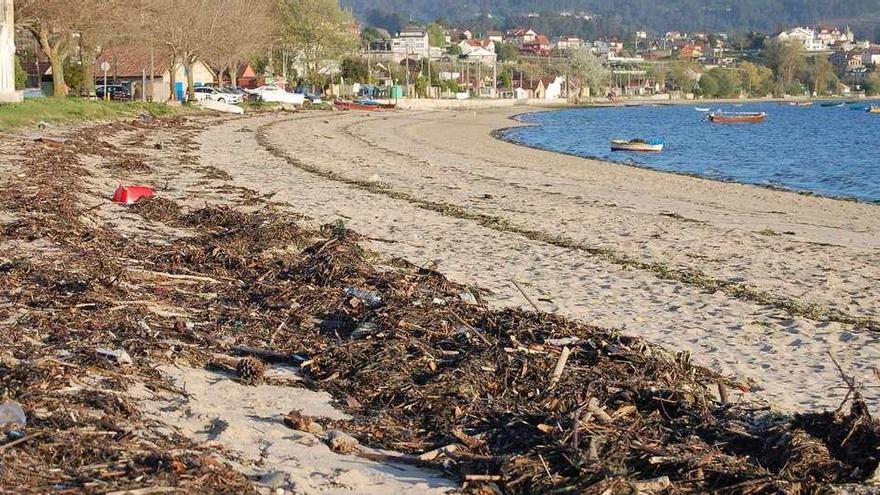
left=459, top=39, right=497, bottom=63
left=776, top=25, right=854, bottom=52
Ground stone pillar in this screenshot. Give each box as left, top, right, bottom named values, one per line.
left=0, top=0, right=22, bottom=102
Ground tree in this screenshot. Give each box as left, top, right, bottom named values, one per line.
left=713, top=68, right=742, bottom=98
left=203, top=0, right=276, bottom=88
left=568, top=47, right=609, bottom=98
left=16, top=0, right=78, bottom=96
left=14, top=56, right=26, bottom=90
left=340, top=57, right=368, bottom=83
left=500, top=68, right=512, bottom=89
left=651, top=65, right=668, bottom=91
left=739, top=61, right=774, bottom=96
left=426, top=22, right=446, bottom=48
left=763, top=39, right=806, bottom=90
left=804, top=56, right=838, bottom=95
left=670, top=61, right=699, bottom=93
left=495, top=42, right=519, bottom=63
left=698, top=70, right=719, bottom=97
left=280, top=0, right=359, bottom=89
left=866, top=71, right=880, bottom=95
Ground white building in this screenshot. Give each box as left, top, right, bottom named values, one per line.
left=776, top=27, right=827, bottom=52
left=556, top=36, right=585, bottom=51
left=458, top=39, right=497, bottom=64
left=391, top=26, right=430, bottom=58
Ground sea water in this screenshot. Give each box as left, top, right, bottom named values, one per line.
left=502, top=103, right=880, bottom=202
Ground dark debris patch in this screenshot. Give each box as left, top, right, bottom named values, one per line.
left=0, top=116, right=878, bottom=494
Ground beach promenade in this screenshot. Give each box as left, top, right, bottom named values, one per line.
left=198, top=107, right=880, bottom=413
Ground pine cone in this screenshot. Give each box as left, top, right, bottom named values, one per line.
left=236, top=357, right=265, bottom=385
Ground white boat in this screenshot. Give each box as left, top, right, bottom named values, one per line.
left=695, top=107, right=711, bottom=112
left=610, top=139, right=664, bottom=152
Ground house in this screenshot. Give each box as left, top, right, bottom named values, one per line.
left=862, top=46, right=880, bottom=66
left=391, top=25, right=431, bottom=58
left=816, top=25, right=852, bottom=46
left=592, top=40, right=611, bottom=55
left=94, top=45, right=215, bottom=101
left=520, top=35, right=552, bottom=56
left=556, top=36, right=584, bottom=51
left=505, top=28, right=537, bottom=45
left=446, top=29, right=473, bottom=44
left=534, top=76, right=564, bottom=100
left=776, top=27, right=825, bottom=52
left=459, top=39, right=497, bottom=64
left=486, top=31, right=503, bottom=43
left=220, top=63, right=259, bottom=88
left=831, top=50, right=864, bottom=70
left=635, top=31, right=648, bottom=40
left=680, top=44, right=703, bottom=59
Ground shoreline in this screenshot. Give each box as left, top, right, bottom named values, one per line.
left=491, top=106, right=879, bottom=205
left=232, top=108, right=880, bottom=413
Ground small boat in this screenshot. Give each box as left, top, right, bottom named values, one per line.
left=850, top=105, right=869, bottom=111
left=820, top=101, right=845, bottom=108
left=788, top=101, right=813, bottom=106
left=869, top=106, right=880, bottom=114
left=610, top=138, right=664, bottom=152
left=708, top=111, right=767, bottom=124
left=694, top=107, right=711, bottom=112
left=334, top=100, right=396, bottom=111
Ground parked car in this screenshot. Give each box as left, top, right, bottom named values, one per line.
left=95, top=84, right=131, bottom=101
left=251, top=85, right=305, bottom=106
left=192, top=86, right=242, bottom=105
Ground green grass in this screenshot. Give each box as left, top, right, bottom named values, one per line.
left=0, top=98, right=191, bottom=131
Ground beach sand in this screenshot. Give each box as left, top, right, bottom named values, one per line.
left=198, top=107, right=880, bottom=414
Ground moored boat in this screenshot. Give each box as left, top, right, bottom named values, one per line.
left=610, top=138, right=664, bottom=152
left=708, top=111, right=767, bottom=123
left=694, top=107, right=711, bottom=112
left=869, top=106, right=880, bottom=114
left=788, top=101, right=813, bottom=106
left=334, top=100, right=396, bottom=111
left=820, top=101, right=845, bottom=108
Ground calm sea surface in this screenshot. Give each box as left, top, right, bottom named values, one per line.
left=502, top=102, right=880, bottom=202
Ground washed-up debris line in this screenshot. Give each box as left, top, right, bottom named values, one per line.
left=1, top=116, right=879, bottom=495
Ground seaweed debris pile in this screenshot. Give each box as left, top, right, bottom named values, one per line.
left=0, top=116, right=879, bottom=494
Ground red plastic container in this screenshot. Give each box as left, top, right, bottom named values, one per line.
left=112, top=185, right=155, bottom=205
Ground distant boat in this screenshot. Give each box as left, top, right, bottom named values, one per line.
left=869, top=106, right=880, bottom=114
left=695, top=107, right=711, bottom=112
left=610, top=138, right=664, bottom=152
left=820, top=101, right=845, bottom=108
left=850, top=105, right=869, bottom=111
left=708, top=111, right=767, bottom=123
left=334, top=100, right=396, bottom=111
left=788, top=101, right=813, bottom=106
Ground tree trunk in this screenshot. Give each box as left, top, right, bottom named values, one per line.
left=184, top=55, right=196, bottom=102
left=168, top=61, right=178, bottom=101
left=230, top=65, right=239, bottom=86
left=36, top=29, right=68, bottom=97
left=80, top=34, right=100, bottom=98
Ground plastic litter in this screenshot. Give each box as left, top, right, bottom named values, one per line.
left=343, top=288, right=382, bottom=308
left=0, top=401, right=26, bottom=427
left=112, top=185, right=155, bottom=205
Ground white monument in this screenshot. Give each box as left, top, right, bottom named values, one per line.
left=0, top=0, right=22, bottom=102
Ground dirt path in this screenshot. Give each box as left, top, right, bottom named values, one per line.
left=197, top=110, right=880, bottom=414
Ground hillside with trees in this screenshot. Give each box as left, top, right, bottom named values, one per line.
left=344, top=0, right=880, bottom=40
